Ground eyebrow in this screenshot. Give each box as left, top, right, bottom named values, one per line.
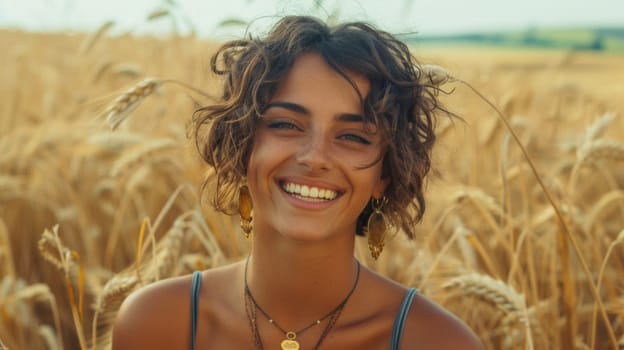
left=263, top=101, right=365, bottom=123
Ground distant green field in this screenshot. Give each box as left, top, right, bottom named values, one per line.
left=410, top=27, right=624, bottom=52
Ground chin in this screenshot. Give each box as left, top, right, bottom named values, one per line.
left=276, top=220, right=351, bottom=244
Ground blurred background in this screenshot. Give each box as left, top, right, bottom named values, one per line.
left=2, top=0, right=624, bottom=47
left=1, top=1, right=623, bottom=350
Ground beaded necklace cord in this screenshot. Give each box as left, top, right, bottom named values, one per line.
left=244, top=257, right=361, bottom=350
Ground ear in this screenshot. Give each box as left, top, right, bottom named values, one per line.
left=372, top=177, right=390, bottom=199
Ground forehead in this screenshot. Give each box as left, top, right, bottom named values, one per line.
left=270, top=52, right=370, bottom=107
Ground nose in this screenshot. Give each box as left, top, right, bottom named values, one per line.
left=295, top=131, right=332, bottom=171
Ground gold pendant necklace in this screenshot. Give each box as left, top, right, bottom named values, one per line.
left=280, top=332, right=300, bottom=350
left=244, top=257, right=361, bottom=350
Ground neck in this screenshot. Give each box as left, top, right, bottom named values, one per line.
left=245, top=224, right=360, bottom=328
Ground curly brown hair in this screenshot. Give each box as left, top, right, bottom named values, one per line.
left=193, top=15, right=446, bottom=239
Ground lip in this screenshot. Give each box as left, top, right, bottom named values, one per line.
left=276, top=177, right=344, bottom=210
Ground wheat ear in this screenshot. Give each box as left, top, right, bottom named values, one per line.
left=91, top=275, right=139, bottom=350
left=582, top=112, right=616, bottom=145
left=577, top=139, right=624, bottom=163
left=444, top=273, right=535, bottom=349
left=102, top=78, right=162, bottom=131
left=101, top=78, right=212, bottom=131
left=38, top=226, right=87, bottom=350
left=443, top=273, right=525, bottom=314
left=2, top=283, right=64, bottom=350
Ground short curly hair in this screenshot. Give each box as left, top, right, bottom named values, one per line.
left=193, top=15, right=445, bottom=239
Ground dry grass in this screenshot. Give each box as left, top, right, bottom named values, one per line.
left=0, top=28, right=623, bottom=350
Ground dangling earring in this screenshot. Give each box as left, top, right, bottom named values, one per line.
left=367, top=197, right=387, bottom=260
left=239, top=185, right=253, bottom=238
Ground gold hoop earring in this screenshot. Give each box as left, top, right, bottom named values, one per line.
left=239, top=185, right=253, bottom=238
left=367, top=197, right=387, bottom=260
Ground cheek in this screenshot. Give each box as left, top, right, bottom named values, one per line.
left=246, top=132, right=269, bottom=174
left=245, top=134, right=285, bottom=193
left=361, top=165, right=386, bottom=197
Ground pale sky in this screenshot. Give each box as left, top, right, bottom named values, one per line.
left=0, top=0, right=622, bottom=37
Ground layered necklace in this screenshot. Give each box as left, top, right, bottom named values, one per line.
left=244, top=258, right=361, bottom=350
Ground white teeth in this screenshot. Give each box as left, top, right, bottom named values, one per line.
left=281, top=182, right=338, bottom=200
left=310, top=187, right=319, bottom=197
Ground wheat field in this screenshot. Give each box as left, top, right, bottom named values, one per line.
left=0, top=27, right=623, bottom=350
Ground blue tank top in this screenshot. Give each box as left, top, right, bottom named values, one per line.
left=190, top=271, right=418, bottom=350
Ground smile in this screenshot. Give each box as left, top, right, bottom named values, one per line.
left=280, top=181, right=339, bottom=201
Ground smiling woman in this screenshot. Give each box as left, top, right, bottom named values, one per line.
left=111, top=15, right=484, bottom=350
left=247, top=52, right=386, bottom=243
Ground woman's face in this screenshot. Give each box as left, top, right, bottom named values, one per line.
left=246, top=52, right=388, bottom=242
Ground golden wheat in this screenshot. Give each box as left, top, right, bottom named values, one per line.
left=38, top=228, right=68, bottom=270
left=578, top=139, right=624, bottom=163
left=39, top=325, right=60, bottom=350
left=80, top=20, right=114, bottom=54
left=443, top=273, right=526, bottom=314
left=109, top=138, right=177, bottom=177
left=1, top=28, right=623, bottom=350
left=102, top=77, right=162, bottom=130
left=582, top=112, right=616, bottom=145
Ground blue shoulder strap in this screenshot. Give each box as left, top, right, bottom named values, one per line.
left=190, top=271, right=202, bottom=350
left=390, top=288, right=418, bottom=350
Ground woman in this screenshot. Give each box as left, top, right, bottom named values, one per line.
left=112, top=16, right=483, bottom=349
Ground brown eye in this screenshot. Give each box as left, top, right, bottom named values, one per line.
left=265, top=120, right=301, bottom=131
left=339, top=134, right=371, bottom=145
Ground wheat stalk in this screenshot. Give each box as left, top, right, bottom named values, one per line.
left=452, top=187, right=505, bottom=218
left=109, top=138, right=177, bottom=177
left=102, top=78, right=162, bottom=131
left=94, top=276, right=139, bottom=314
left=452, top=187, right=514, bottom=262
left=0, top=218, right=14, bottom=278
left=590, top=229, right=624, bottom=349
left=38, top=226, right=87, bottom=350
left=444, top=273, right=535, bottom=349
left=111, top=63, right=144, bottom=77
left=91, top=275, right=139, bottom=350
left=418, top=219, right=468, bottom=290
left=101, top=77, right=212, bottom=131
left=582, top=112, right=616, bottom=145
left=147, top=8, right=170, bottom=21
left=178, top=254, right=209, bottom=274
left=585, top=190, right=624, bottom=234
left=577, top=139, right=624, bottom=163
left=443, top=273, right=525, bottom=314
left=86, top=132, right=144, bottom=152
left=0, top=175, right=24, bottom=202
left=80, top=20, right=114, bottom=54
left=38, top=228, right=67, bottom=270
left=1, top=283, right=64, bottom=350
left=39, top=325, right=60, bottom=350
left=153, top=215, right=186, bottom=279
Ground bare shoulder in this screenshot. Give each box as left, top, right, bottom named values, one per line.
left=401, top=293, right=484, bottom=350
left=111, top=273, right=196, bottom=350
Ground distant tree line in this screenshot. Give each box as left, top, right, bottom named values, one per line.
left=407, top=27, right=624, bottom=52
